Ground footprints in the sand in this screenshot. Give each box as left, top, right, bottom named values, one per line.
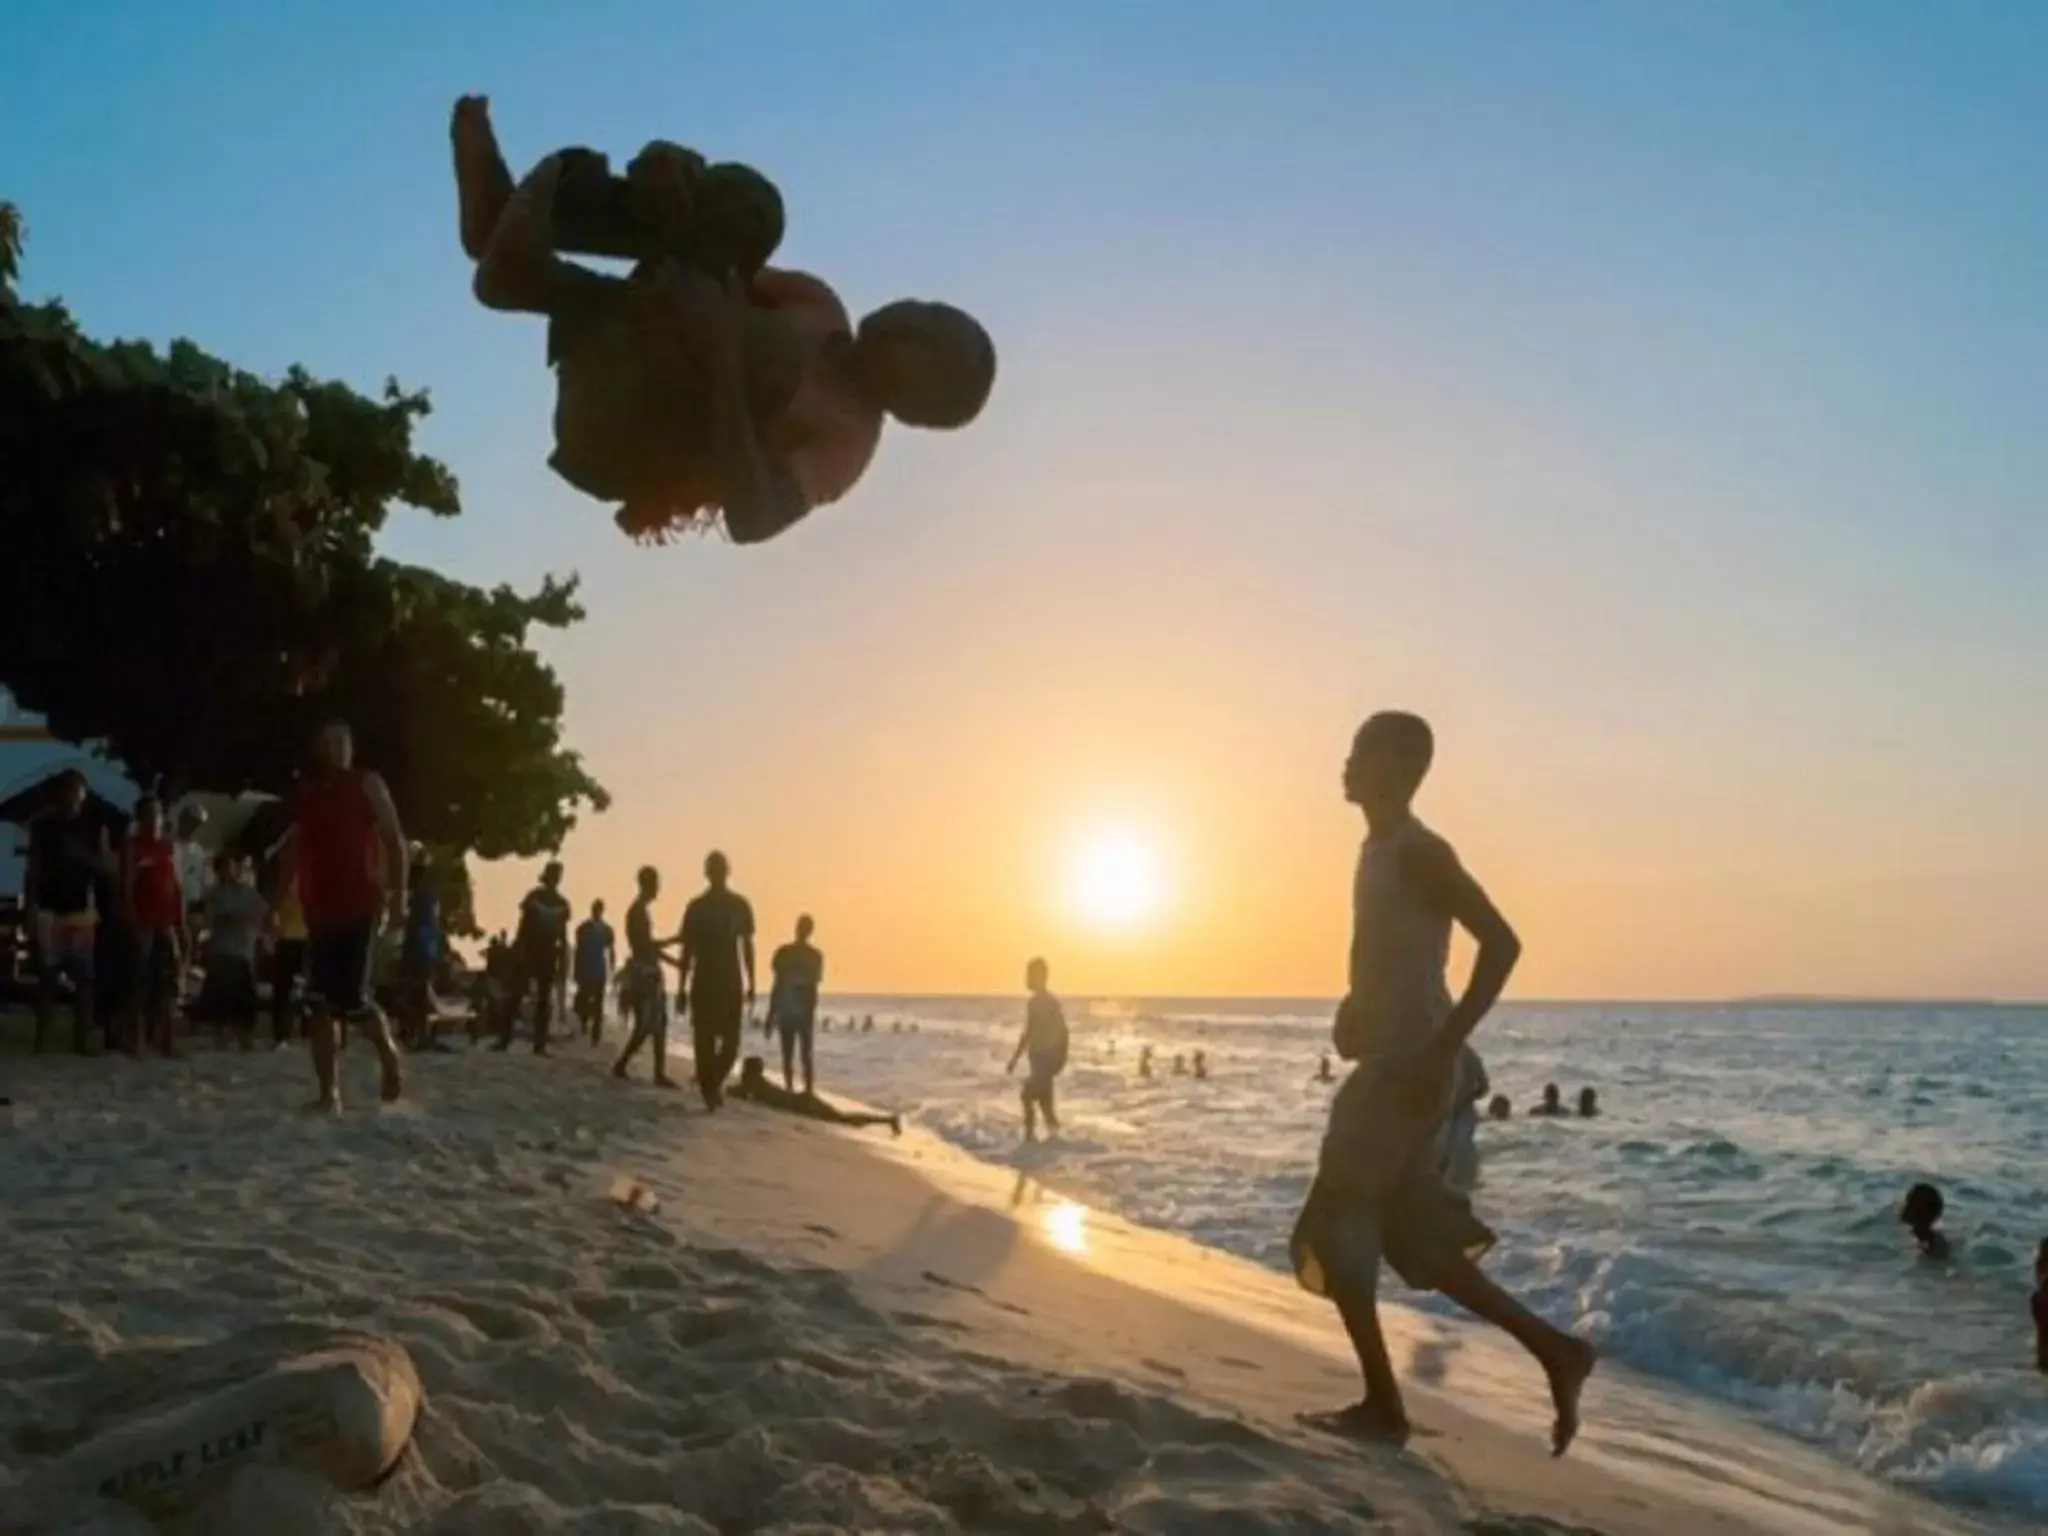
left=920, top=1268, right=1032, bottom=1317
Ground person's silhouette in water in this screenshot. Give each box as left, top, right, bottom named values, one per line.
left=732, top=1056, right=900, bottom=1134
left=1192, top=1050, right=1209, bottom=1081
left=1901, top=1182, right=1951, bottom=1261
left=1529, top=1083, right=1566, bottom=1117
left=1316, top=1053, right=1336, bottom=1085
left=1487, top=1093, right=1513, bottom=1122
left=1576, top=1087, right=1599, bottom=1119
left=1138, top=1044, right=1155, bottom=1081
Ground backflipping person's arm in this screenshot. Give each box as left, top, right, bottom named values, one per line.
left=1404, top=834, right=1521, bottom=1106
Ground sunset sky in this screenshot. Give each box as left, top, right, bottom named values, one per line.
left=6, top=2, right=2044, bottom=999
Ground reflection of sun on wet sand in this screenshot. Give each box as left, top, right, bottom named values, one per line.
left=0, top=1047, right=1979, bottom=1535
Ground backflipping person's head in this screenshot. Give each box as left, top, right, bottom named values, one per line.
left=853, top=301, right=997, bottom=430
left=1344, top=712, right=1435, bottom=826
left=1025, top=956, right=1050, bottom=994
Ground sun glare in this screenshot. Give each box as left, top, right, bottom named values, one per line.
left=1043, top=1200, right=1090, bottom=1255
left=1068, top=829, right=1164, bottom=929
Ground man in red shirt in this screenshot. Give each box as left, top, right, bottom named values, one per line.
left=279, top=722, right=410, bottom=1111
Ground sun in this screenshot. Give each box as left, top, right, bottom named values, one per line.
left=1068, top=828, right=1164, bottom=929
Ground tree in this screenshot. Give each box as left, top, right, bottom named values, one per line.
left=0, top=207, right=607, bottom=879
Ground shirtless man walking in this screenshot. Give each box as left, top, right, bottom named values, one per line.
left=1290, top=712, right=1595, bottom=1454
left=280, top=722, right=409, bottom=1111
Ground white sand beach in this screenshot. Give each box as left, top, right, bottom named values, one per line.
left=0, top=1038, right=1994, bottom=1535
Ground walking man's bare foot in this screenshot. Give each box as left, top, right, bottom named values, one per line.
left=1300, top=1401, right=1412, bottom=1448
left=1546, top=1338, right=1598, bottom=1457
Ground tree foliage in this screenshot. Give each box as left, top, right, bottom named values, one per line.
left=0, top=208, right=607, bottom=876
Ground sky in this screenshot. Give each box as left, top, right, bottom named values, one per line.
left=4, top=2, right=2045, bottom=999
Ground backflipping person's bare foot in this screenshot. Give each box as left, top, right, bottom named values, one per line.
left=451, top=95, right=511, bottom=260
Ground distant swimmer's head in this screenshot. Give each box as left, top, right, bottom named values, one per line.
left=1488, top=1093, right=1512, bottom=1121
left=1577, top=1087, right=1599, bottom=1118
left=796, top=913, right=815, bottom=942
left=541, top=860, right=564, bottom=890
left=1345, top=712, right=1434, bottom=815
left=856, top=300, right=997, bottom=430
left=1901, top=1182, right=1945, bottom=1234
left=1541, top=1083, right=1562, bottom=1111
left=1026, top=956, right=1049, bottom=993
left=313, top=719, right=354, bottom=771
left=705, top=850, right=730, bottom=888
left=741, top=1055, right=766, bottom=1087
left=637, top=865, right=660, bottom=898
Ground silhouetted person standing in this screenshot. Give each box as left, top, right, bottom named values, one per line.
left=612, top=866, right=679, bottom=1086
left=24, top=769, right=109, bottom=1055
left=2031, top=1239, right=2047, bottom=1375
left=500, top=860, right=571, bottom=1053
left=1006, top=957, right=1068, bottom=1143
left=574, top=898, right=617, bottom=1043
left=678, top=851, right=755, bottom=1109
left=768, top=914, right=824, bottom=1094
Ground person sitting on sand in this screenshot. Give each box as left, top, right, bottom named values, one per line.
left=1006, top=957, right=1068, bottom=1144
left=1487, top=1093, right=1512, bottom=1122
left=2032, top=1239, right=2047, bottom=1374
left=1900, top=1182, right=1951, bottom=1261
left=1290, top=712, right=1595, bottom=1455
left=1576, top=1086, right=1600, bottom=1119
left=732, top=1056, right=901, bottom=1134
left=450, top=96, right=997, bottom=547
left=1529, top=1082, right=1567, bottom=1117
left=612, top=866, right=681, bottom=1088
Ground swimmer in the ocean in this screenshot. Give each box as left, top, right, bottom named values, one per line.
left=1172, top=1053, right=1187, bottom=1077
left=2032, top=1239, right=2047, bottom=1374
left=1487, top=1093, right=1512, bottom=1122
left=1900, top=1182, right=1951, bottom=1261
left=1316, top=1053, right=1336, bottom=1085
left=1138, top=1044, right=1155, bottom=1081
left=1529, top=1082, right=1566, bottom=1117
left=1192, top=1049, right=1208, bottom=1081
left=732, top=1056, right=901, bottom=1133
left=1576, top=1087, right=1599, bottom=1118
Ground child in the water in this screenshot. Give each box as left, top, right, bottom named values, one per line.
left=1900, top=1182, right=1951, bottom=1261
left=451, top=97, right=996, bottom=547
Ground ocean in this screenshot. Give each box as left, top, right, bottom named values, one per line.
left=791, top=998, right=2047, bottom=1527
